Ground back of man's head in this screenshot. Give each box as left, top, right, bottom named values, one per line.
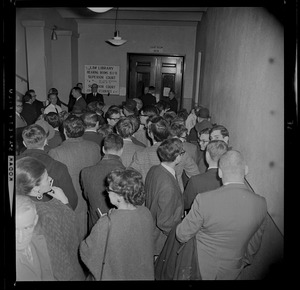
left=206, top=140, right=228, bottom=163
left=63, top=115, right=85, bottom=138
left=22, top=124, right=47, bottom=149
left=141, top=105, right=159, bottom=117
left=45, top=112, right=60, bottom=129
left=169, top=119, right=187, bottom=138
left=148, top=116, right=170, bottom=142
left=115, top=117, right=134, bottom=139
left=219, top=150, right=246, bottom=180
left=82, top=112, right=98, bottom=128
left=103, top=133, right=124, bottom=153
left=157, top=137, right=183, bottom=163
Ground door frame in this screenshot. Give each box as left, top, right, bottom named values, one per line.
left=126, top=53, right=185, bottom=108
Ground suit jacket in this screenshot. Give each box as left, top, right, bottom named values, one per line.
left=184, top=168, right=222, bottom=210
left=145, top=164, right=183, bottom=255
left=133, top=126, right=151, bottom=147
left=85, top=93, right=104, bottom=105
left=176, top=183, right=267, bottom=280
left=80, top=154, right=125, bottom=232
left=82, top=130, right=104, bottom=148
left=140, top=93, right=156, bottom=107
left=32, top=99, right=44, bottom=117
left=47, top=130, right=63, bottom=150
left=74, top=96, right=87, bottom=112
left=169, top=97, right=178, bottom=113
left=183, top=141, right=201, bottom=168
left=18, top=148, right=78, bottom=210
left=120, top=139, right=144, bottom=168
left=130, top=141, right=199, bottom=192
left=48, top=137, right=101, bottom=240
left=21, top=103, right=38, bottom=125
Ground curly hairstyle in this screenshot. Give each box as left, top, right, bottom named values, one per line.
left=106, top=168, right=145, bottom=206
left=63, top=115, right=85, bottom=138
left=16, top=157, right=46, bottom=196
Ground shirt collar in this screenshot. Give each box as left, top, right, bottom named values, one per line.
left=208, top=166, right=218, bottom=170
left=223, top=181, right=245, bottom=186
left=161, top=163, right=176, bottom=179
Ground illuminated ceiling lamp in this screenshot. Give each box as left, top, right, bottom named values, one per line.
left=87, top=7, right=113, bottom=13
left=106, top=7, right=127, bottom=46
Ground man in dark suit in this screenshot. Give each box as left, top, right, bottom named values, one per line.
left=85, top=83, right=104, bottom=105
left=167, top=89, right=178, bottom=113
left=81, top=112, right=103, bottom=147
left=27, top=89, right=44, bottom=117
left=145, top=138, right=184, bottom=257
left=48, top=115, right=101, bottom=241
left=71, top=86, right=87, bottom=113
left=20, top=92, right=38, bottom=125
left=176, top=150, right=267, bottom=280
left=184, top=140, right=228, bottom=211
left=140, top=86, right=156, bottom=108
left=80, top=133, right=125, bottom=232
left=18, top=124, right=78, bottom=210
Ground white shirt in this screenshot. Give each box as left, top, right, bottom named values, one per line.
left=44, top=104, right=62, bottom=115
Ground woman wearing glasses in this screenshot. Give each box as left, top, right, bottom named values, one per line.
left=80, top=168, right=154, bottom=280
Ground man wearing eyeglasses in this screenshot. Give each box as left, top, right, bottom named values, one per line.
left=105, top=106, right=121, bottom=127
left=197, top=127, right=211, bottom=174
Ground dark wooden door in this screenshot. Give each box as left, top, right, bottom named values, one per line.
left=128, top=54, right=184, bottom=110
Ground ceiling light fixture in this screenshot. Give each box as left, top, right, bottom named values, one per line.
left=106, top=7, right=127, bottom=46
left=51, top=25, right=57, bottom=40
left=87, top=7, right=113, bottom=13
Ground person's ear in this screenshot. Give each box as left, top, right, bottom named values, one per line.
left=31, top=185, right=40, bottom=196
left=205, top=151, right=210, bottom=163
left=218, top=168, right=223, bottom=179
left=224, top=136, right=229, bottom=144
left=23, top=141, right=27, bottom=148
left=102, top=147, right=106, bottom=155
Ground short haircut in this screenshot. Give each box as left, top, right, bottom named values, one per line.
left=115, top=117, right=134, bottom=138
left=22, top=124, right=47, bottom=148
left=149, top=86, right=155, bottom=92
left=169, top=119, right=188, bottom=138
left=16, top=157, right=46, bottom=196
left=155, top=100, right=168, bottom=113
left=72, top=86, right=82, bottom=94
left=16, top=194, right=37, bottom=217
left=45, top=112, right=60, bottom=128
left=63, top=115, right=85, bottom=138
left=157, top=137, right=183, bottom=162
left=82, top=112, right=98, bottom=128
left=177, top=109, right=189, bottom=121
left=148, top=116, right=170, bottom=142
left=106, top=168, right=145, bottom=206
left=206, top=140, right=228, bottom=162
left=26, top=89, right=35, bottom=96
left=98, top=124, right=114, bottom=138
left=210, top=125, right=229, bottom=138
left=127, top=114, right=141, bottom=133
left=163, top=111, right=177, bottom=124
left=103, top=133, right=123, bottom=152
left=141, top=105, right=159, bottom=117
left=105, top=106, right=120, bottom=120
left=219, top=150, right=245, bottom=176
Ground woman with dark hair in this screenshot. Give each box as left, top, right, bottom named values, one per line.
left=80, top=168, right=154, bottom=280
left=16, top=156, right=86, bottom=281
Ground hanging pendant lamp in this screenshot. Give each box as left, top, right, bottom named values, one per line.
left=51, top=25, right=58, bottom=41
left=106, top=7, right=127, bottom=46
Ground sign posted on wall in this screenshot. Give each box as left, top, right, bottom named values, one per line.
left=85, top=65, right=120, bottom=95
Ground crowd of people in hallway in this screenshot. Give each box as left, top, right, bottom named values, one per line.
left=15, top=84, right=268, bottom=281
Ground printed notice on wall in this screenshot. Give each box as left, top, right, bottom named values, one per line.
left=85, top=65, right=120, bottom=95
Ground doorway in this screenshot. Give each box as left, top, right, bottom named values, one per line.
left=127, top=53, right=184, bottom=110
